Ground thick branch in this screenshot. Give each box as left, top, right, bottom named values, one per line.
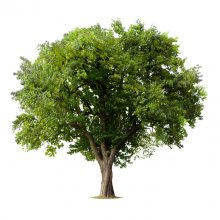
left=69, top=121, right=103, bottom=165
left=83, top=129, right=102, bottom=165
left=100, top=141, right=110, bottom=162
left=109, top=123, right=142, bottom=164
left=69, top=122, right=82, bottom=129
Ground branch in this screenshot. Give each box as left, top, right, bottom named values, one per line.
left=75, top=83, right=87, bottom=91
left=109, top=122, right=142, bottom=164
left=100, top=141, right=109, bottom=161
left=69, top=122, right=82, bottom=129
left=83, top=129, right=102, bottom=165
left=68, top=121, right=102, bottom=165
left=82, top=99, right=93, bottom=115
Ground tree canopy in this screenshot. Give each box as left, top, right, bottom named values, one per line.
left=12, top=19, right=206, bottom=198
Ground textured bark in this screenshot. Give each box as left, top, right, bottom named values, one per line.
left=85, top=124, right=142, bottom=198
left=99, top=162, right=115, bottom=198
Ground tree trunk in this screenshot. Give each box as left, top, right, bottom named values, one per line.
left=99, top=162, right=115, bottom=198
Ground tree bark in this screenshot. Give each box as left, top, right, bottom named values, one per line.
left=99, top=162, right=115, bottom=198
left=84, top=124, right=141, bottom=198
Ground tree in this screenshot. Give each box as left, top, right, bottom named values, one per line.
left=12, top=20, right=206, bottom=198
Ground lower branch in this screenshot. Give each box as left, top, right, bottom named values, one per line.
left=109, top=122, right=141, bottom=164
left=83, top=129, right=102, bottom=165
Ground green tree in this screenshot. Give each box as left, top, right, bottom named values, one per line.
left=12, top=20, right=206, bottom=198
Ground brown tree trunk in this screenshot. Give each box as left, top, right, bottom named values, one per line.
left=99, top=162, right=115, bottom=198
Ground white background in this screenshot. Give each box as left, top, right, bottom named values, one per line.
left=0, top=0, right=219, bottom=219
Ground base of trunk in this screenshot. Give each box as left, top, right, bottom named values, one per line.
left=91, top=195, right=121, bottom=199
left=99, top=163, right=117, bottom=199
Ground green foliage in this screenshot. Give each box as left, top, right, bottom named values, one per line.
left=12, top=20, right=206, bottom=168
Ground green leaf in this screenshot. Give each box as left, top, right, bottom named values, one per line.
left=12, top=19, right=206, bottom=167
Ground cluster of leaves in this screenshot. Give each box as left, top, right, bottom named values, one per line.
left=12, top=20, right=206, bottom=167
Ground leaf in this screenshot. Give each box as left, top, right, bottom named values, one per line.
left=12, top=20, right=206, bottom=168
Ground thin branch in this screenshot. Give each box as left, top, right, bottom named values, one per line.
left=75, top=83, right=87, bottom=91
left=82, top=99, right=93, bottom=114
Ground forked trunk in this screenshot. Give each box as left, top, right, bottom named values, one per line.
left=99, top=163, right=115, bottom=198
